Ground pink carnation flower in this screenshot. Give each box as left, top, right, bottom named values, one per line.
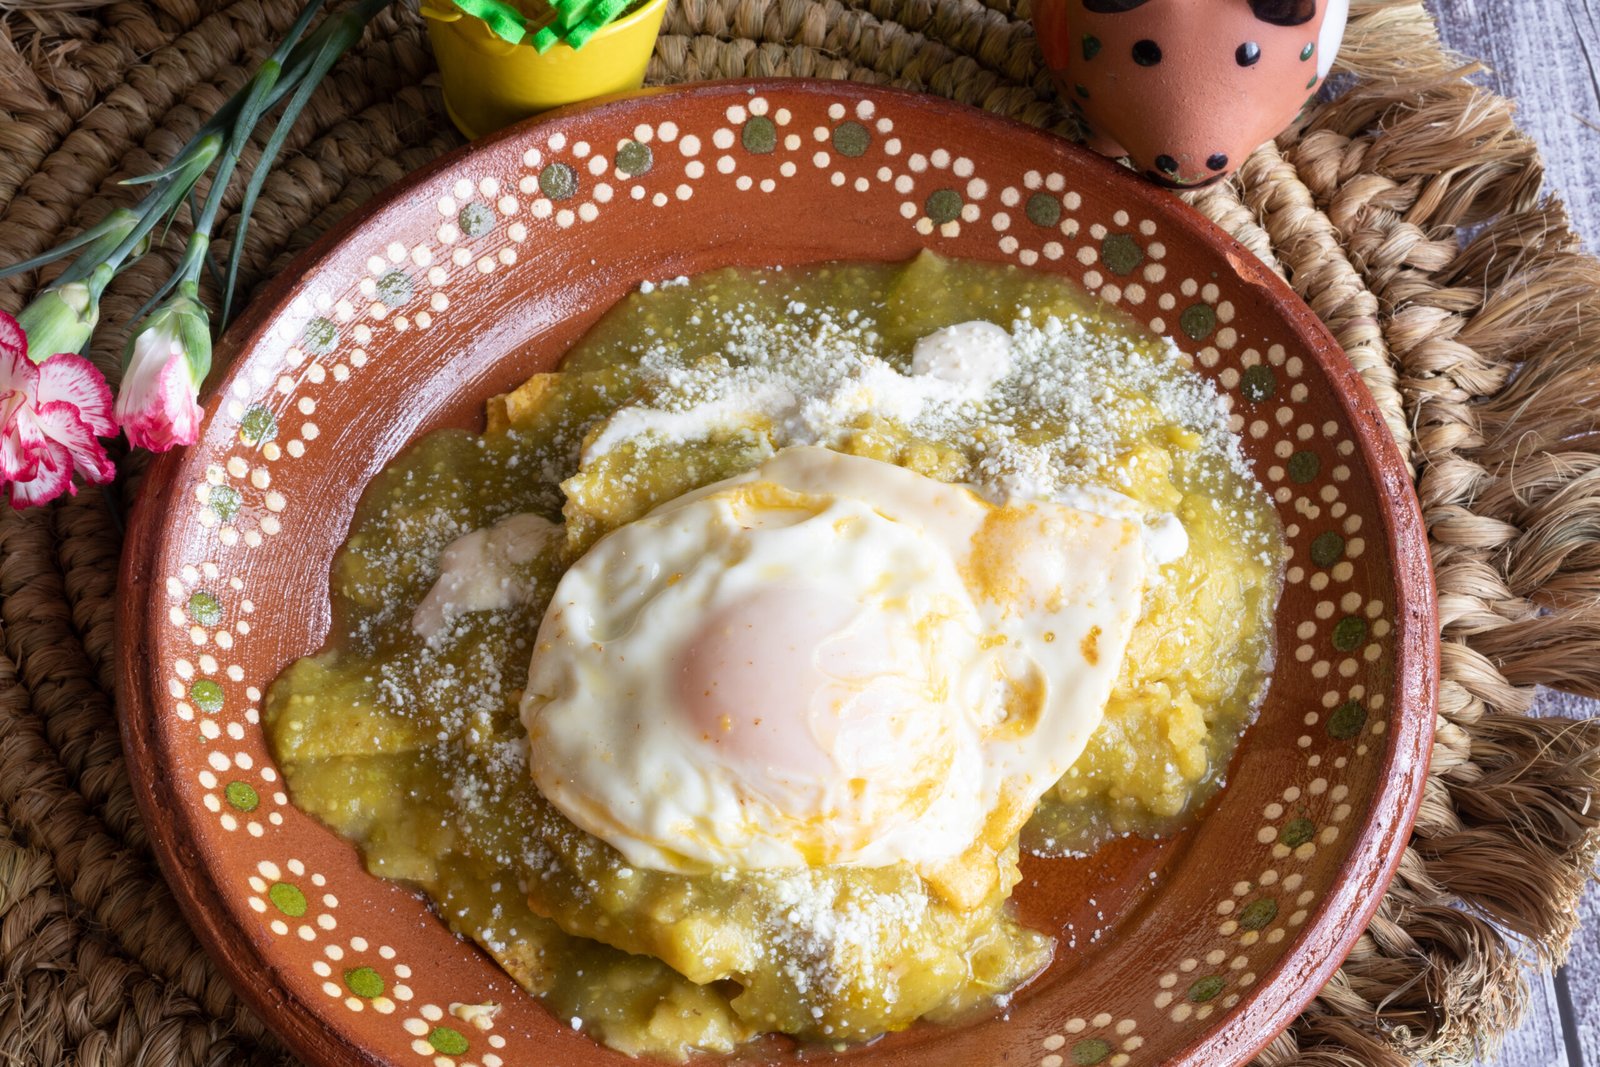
left=116, top=334, right=203, bottom=452
left=0, top=310, right=118, bottom=508
left=114, top=284, right=210, bottom=453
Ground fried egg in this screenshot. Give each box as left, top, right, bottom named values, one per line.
left=521, top=447, right=1148, bottom=908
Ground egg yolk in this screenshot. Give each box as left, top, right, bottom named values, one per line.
left=674, top=584, right=953, bottom=835
left=674, top=585, right=852, bottom=783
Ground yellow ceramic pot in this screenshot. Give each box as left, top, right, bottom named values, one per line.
left=422, top=0, right=668, bottom=139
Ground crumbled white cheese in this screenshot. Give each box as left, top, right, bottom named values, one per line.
left=575, top=311, right=1258, bottom=571
left=637, top=275, right=690, bottom=294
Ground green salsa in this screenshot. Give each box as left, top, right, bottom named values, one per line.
left=265, top=253, right=1280, bottom=1058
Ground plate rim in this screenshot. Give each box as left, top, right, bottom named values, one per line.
left=116, top=77, right=1438, bottom=1067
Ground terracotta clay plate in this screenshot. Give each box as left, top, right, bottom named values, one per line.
left=118, top=80, right=1436, bottom=1067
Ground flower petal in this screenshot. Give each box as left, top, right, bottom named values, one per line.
left=0, top=423, right=41, bottom=482
left=37, top=353, right=117, bottom=437
left=35, top=401, right=116, bottom=485
left=117, top=355, right=202, bottom=452
left=0, top=397, right=51, bottom=482
left=7, top=439, right=73, bottom=508
left=0, top=334, right=39, bottom=400
left=0, top=311, right=25, bottom=364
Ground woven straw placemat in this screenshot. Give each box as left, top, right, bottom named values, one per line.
left=1, top=0, right=1597, bottom=1064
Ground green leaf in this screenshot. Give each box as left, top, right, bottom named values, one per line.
left=0, top=208, right=140, bottom=280
left=566, top=0, right=629, bottom=47
left=451, top=0, right=528, bottom=43
left=268, top=0, right=387, bottom=110
left=221, top=59, right=284, bottom=186
left=553, top=0, right=598, bottom=30
left=117, top=157, right=207, bottom=186
left=271, top=0, right=329, bottom=67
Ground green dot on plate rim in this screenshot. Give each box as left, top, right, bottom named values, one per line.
left=267, top=882, right=307, bottom=917
left=239, top=405, right=278, bottom=446
left=428, top=1026, right=469, bottom=1055
left=458, top=202, right=493, bottom=236
left=1072, top=1037, right=1111, bottom=1064
left=1180, top=303, right=1217, bottom=341
left=1025, top=192, right=1061, bottom=227
left=1328, top=700, right=1367, bottom=740
left=224, top=780, right=258, bottom=811
left=302, top=317, right=338, bottom=355
left=1310, top=530, right=1345, bottom=567
left=1280, top=817, right=1315, bottom=847
left=615, top=140, right=652, bottom=176
left=1238, top=897, right=1278, bottom=930
left=376, top=270, right=414, bottom=306
left=1332, top=615, right=1367, bottom=651
left=208, top=484, right=242, bottom=521
left=831, top=121, right=870, bottom=157
left=187, top=591, right=222, bottom=627
left=190, top=679, right=224, bottom=714
left=1287, top=450, right=1320, bottom=483
left=924, top=189, right=962, bottom=224
left=741, top=116, right=777, bottom=154
left=1239, top=363, right=1275, bottom=400
left=538, top=163, right=579, bottom=200
left=1100, top=233, right=1143, bottom=276
left=344, top=966, right=385, bottom=998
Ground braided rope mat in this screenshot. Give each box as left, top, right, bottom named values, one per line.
left=1, top=0, right=1598, bottom=1063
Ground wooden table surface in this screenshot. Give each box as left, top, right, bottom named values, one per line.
left=1429, top=2, right=1599, bottom=1062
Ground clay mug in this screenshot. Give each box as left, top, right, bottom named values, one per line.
left=1033, top=0, right=1349, bottom=189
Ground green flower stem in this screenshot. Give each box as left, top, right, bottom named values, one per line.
left=208, top=62, right=282, bottom=231
left=117, top=0, right=325, bottom=190
left=85, top=134, right=224, bottom=283
left=141, top=58, right=285, bottom=322
left=138, top=0, right=333, bottom=317
left=220, top=0, right=399, bottom=323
